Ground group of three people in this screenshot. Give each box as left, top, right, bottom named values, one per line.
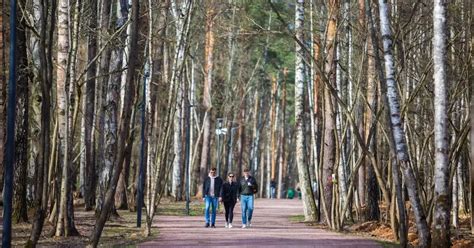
left=202, top=167, right=258, bottom=228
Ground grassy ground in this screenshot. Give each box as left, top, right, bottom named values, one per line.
left=0, top=198, right=205, bottom=247
left=0, top=207, right=156, bottom=247
left=288, top=213, right=473, bottom=248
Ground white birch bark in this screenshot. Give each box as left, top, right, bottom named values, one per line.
left=432, top=0, right=450, bottom=246
left=295, top=0, right=317, bottom=222
left=170, top=0, right=193, bottom=200
left=55, top=0, right=70, bottom=236
left=378, top=0, right=431, bottom=246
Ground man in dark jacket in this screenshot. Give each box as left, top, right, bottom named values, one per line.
left=202, top=167, right=223, bottom=228
left=237, top=168, right=258, bottom=228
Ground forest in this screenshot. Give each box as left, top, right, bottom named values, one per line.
left=0, top=0, right=472, bottom=247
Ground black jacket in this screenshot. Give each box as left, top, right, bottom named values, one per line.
left=222, top=181, right=239, bottom=202
left=238, top=176, right=258, bottom=196
left=203, top=176, right=223, bottom=198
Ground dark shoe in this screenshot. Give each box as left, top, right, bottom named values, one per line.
left=205, top=223, right=210, bottom=228
left=211, top=224, right=216, bottom=228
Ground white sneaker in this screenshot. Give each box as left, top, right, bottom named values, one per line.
left=241, top=224, right=247, bottom=228
left=229, top=223, right=233, bottom=228
left=225, top=222, right=228, bottom=228
left=248, top=222, right=252, bottom=228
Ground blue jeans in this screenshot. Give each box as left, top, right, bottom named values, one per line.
left=204, top=196, right=218, bottom=224
left=240, top=195, right=254, bottom=225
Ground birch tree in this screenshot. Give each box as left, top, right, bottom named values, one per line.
left=95, top=0, right=112, bottom=212
left=171, top=0, right=193, bottom=200
left=432, top=0, right=450, bottom=246
left=294, top=0, right=317, bottom=222
left=378, top=0, right=431, bottom=246
left=28, top=0, right=54, bottom=244
left=89, top=1, right=137, bottom=246
left=322, top=0, right=339, bottom=227
left=55, top=0, right=79, bottom=236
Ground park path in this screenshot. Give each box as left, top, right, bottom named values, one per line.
left=139, top=199, right=381, bottom=248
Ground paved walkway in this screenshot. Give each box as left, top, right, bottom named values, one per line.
left=140, top=199, right=381, bottom=247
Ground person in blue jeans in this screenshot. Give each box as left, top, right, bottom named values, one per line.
left=202, top=167, right=223, bottom=228
left=237, top=168, right=258, bottom=228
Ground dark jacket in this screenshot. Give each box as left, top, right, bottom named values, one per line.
left=203, top=176, right=223, bottom=198
left=238, top=176, right=258, bottom=196
left=222, top=181, right=239, bottom=203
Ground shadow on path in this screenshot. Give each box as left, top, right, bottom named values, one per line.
left=140, top=199, right=381, bottom=248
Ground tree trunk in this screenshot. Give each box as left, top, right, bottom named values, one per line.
left=0, top=0, right=6, bottom=197
left=102, top=0, right=129, bottom=215
left=13, top=0, right=29, bottom=223
left=378, top=1, right=431, bottom=246
left=270, top=76, right=278, bottom=182
left=55, top=0, right=79, bottom=236
left=89, top=1, right=139, bottom=246
left=277, top=70, right=287, bottom=199
left=28, top=0, right=54, bottom=244
left=365, top=12, right=379, bottom=221
left=170, top=0, right=193, bottom=200
left=198, top=0, right=215, bottom=197
left=295, top=0, right=317, bottom=222
left=81, top=0, right=98, bottom=211
left=471, top=74, right=474, bottom=236
left=94, top=0, right=112, bottom=212
left=432, top=0, right=450, bottom=246
left=322, top=0, right=339, bottom=227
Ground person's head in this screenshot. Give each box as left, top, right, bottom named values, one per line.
left=243, top=168, right=250, bottom=177
left=209, top=167, right=217, bottom=177
left=227, top=172, right=235, bottom=182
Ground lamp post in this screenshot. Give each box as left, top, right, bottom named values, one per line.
left=3, top=0, right=17, bottom=246
left=215, top=118, right=227, bottom=176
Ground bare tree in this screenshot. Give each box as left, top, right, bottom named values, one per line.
left=13, top=0, right=29, bottom=223
left=294, top=0, right=317, bottom=222
left=322, top=0, right=339, bottom=227
left=432, top=0, right=450, bottom=246
left=378, top=0, right=431, bottom=246
left=198, top=0, right=216, bottom=196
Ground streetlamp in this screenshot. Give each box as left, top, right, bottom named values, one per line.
left=215, top=118, right=227, bottom=176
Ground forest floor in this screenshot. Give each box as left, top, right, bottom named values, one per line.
left=0, top=198, right=472, bottom=247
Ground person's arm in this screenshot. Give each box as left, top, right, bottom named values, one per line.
left=253, top=178, right=259, bottom=194
left=236, top=179, right=241, bottom=201
left=218, top=179, right=223, bottom=200
left=202, top=178, right=207, bottom=200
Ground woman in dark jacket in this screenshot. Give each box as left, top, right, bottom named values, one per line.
left=222, top=172, right=239, bottom=228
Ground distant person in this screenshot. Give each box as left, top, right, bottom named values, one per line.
left=287, top=188, right=295, bottom=199
left=202, top=167, right=223, bottom=228
left=222, top=172, right=238, bottom=228
left=270, top=180, right=277, bottom=199
left=238, top=168, right=258, bottom=228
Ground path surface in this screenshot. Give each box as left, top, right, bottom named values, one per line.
left=140, top=199, right=381, bottom=247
